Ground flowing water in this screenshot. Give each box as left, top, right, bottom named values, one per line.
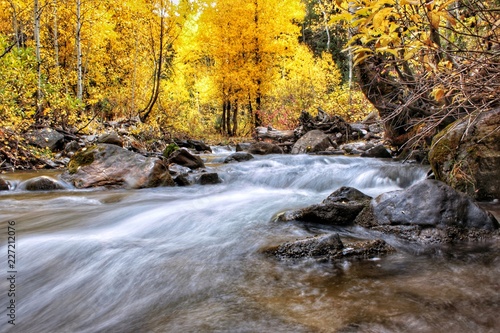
left=1, top=151, right=499, bottom=333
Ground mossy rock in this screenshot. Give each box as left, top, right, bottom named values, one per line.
left=163, top=143, right=179, bottom=158
left=429, top=109, right=500, bottom=200
left=67, top=146, right=97, bottom=174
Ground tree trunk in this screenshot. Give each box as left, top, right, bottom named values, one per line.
left=34, top=0, right=42, bottom=117
left=76, top=0, right=83, bottom=101
left=232, top=100, right=238, bottom=136
left=140, top=2, right=165, bottom=123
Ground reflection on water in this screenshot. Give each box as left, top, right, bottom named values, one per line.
left=1, top=154, right=498, bottom=332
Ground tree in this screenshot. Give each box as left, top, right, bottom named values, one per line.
left=332, top=0, right=500, bottom=147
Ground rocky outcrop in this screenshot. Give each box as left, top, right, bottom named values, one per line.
left=224, top=152, right=254, bottom=163
left=277, top=187, right=372, bottom=226
left=429, top=109, right=500, bottom=201
left=167, top=148, right=205, bottom=170
left=20, top=176, right=65, bottom=191
left=294, top=110, right=360, bottom=144
left=291, top=130, right=337, bottom=154
left=25, top=128, right=65, bottom=151
left=248, top=142, right=284, bottom=155
left=61, top=144, right=174, bottom=189
left=265, top=233, right=395, bottom=261
left=175, top=139, right=212, bottom=153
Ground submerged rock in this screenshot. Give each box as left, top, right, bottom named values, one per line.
left=278, top=186, right=372, bottom=226
left=265, top=233, right=395, bottom=261
left=61, top=144, right=174, bottom=189
left=20, top=176, right=65, bottom=191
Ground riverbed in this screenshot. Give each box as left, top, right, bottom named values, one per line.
left=1, top=151, right=499, bottom=332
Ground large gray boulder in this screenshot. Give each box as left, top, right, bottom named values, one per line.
left=356, top=180, right=499, bottom=243
left=291, top=130, right=336, bottom=154
left=61, top=144, right=174, bottom=189
left=26, top=128, right=65, bottom=151
left=278, top=187, right=372, bottom=225
left=429, top=109, right=500, bottom=200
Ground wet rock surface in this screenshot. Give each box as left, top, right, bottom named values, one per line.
left=278, top=187, right=372, bottom=226
left=265, top=233, right=395, bottom=262
left=248, top=142, right=284, bottom=155
left=25, top=128, right=65, bottom=151
left=20, top=176, right=66, bottom=191
left=61, top=143, right=174, bottom=189
left=224, top=152, right=254, bottom=163
left=167, top=148, right=205, bottom=170
left=291, top=130, right=337, bottom=154
left=0, top=177, right=10, bottom=191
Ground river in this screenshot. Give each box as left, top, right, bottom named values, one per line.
left=1, top=151, right=499, bottom=332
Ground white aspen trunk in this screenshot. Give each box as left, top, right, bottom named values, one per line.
left=34, top=0, right=42, bottom=113
left=76, top=0, right=83, bottom=101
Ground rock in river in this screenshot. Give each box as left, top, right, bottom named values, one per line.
left=61, top=144, right=174, bottom=189
left=265, top=233, right=395, bottom=261
left=278, top=186, right=372, bottom=226
left=20, top=176, right=66, bottom=191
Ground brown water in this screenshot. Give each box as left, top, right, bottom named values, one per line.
left=1, top=153, right=498, bottom=332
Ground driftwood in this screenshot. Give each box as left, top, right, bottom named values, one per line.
left=295, top=109, right=359, bottom=144
left=255, top=126, right=296, bottom=143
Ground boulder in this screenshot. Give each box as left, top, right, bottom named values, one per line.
left=198, top=172, right=222, bottom=185
left=224, top=152, right=254, bottom=163
left=0, top=177, right=10, bottom=191
left=360, top=144, right=392, bottom=158
left=248, top=142, right=283, bottom=155
left=61, top=144, right=174, bottom=189
left=97, top=132, right=123, bottom=147
left=291, top=130, right=336, bottom=154
left=265, top=233, right=395, bottom=261
left=235, top=142, right=252, bottom=152
left=357, top=180, right=499, bottom=243
left=20, top=176, right=65, bottom=191
left=167, top=148, right=205, bottom=170
left=429, top=109, right=500, bottom=201
left=175, top=139, right=212, bottom=153
left=26, top=128, right=65, bottom=151
left=278, top=187, right=372, bottom=226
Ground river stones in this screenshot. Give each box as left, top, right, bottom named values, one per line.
left=278, top=186, right=372, bottom=226
left=62, top=143, right=174, bottom=189
left=278, top=180, right=498, bottom=245
left=358, top=179, right=499, bottom=244
left=197, top=172, right=222, bottom=185
left=360, top=144, right=392, bottom=158
left=97, top=132, right=123, bottom=147
left=265, top=233, right=395, bottom=261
